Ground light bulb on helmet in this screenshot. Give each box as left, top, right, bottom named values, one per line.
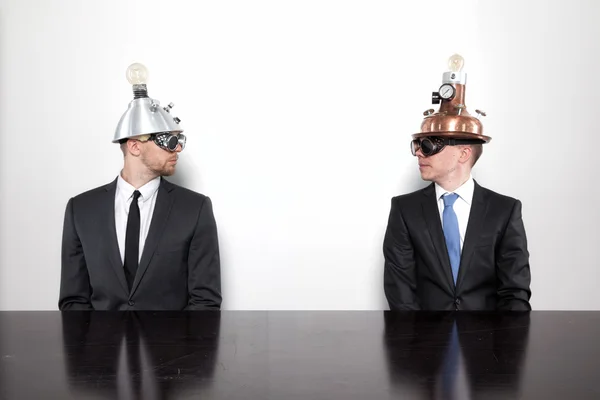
left=442, top=53, right=466, bottom=84
left=126, top=63, right=149, bottom=85
left=448, top=54, right=464, bottom=73
left=126, top=62, right=150, bottom=99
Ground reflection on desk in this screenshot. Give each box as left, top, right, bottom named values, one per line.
left=61, top=312, right=221, bottom=399
left=1, top=311, right=600, bottom=399
left=383, top=312, right=530, bottom=399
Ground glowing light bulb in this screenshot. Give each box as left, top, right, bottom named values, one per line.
left=126, top=63, right=149, bottom=85
left=448, top=54, right=464, bottom=72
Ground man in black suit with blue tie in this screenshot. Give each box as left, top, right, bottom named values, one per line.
left=59, top=63, right=221, bottom=311
left=383, top=55, right=531, bottom=311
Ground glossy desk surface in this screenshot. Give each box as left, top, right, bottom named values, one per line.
left=0, top=311, right=598, bottom=399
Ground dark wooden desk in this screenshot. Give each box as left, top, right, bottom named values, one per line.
left=0, top=311, right=598, bottom=399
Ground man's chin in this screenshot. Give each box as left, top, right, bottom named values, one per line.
left=160, top=167, right=177, bottom=177
left=419, top=172, right=433, bottom=182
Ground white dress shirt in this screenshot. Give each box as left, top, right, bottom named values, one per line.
left=435, top=175, right=475, bottom=252
left=114, top=175, right=160, bottom=264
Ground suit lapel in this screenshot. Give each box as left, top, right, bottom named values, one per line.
left=456, top=181, right=489, bottom=289
left=130, top=178, right=175, bottom=296
left=103, top=179, right=129, bottom=295
left=421, top=184, right=455, bottom=291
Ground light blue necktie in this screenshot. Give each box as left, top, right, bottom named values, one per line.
left=443, top=193, right=461, bottom=284
left=441, top=321, right=460, bottom=398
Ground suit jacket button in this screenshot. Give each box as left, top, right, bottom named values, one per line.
left=128, top=300, right=135, bottom=306
left=454, top=298, right=461, bottom=305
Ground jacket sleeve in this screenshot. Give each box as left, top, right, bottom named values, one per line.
left=383, top=197, right=421, bottom=310
left=185, top=196, right=222, bottom=310
left=59, top=198, right=94, bottom=310
left=496, top=200, right=532, bottom=311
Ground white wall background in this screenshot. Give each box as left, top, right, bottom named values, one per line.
left=0, top=0, right=598, bottom=310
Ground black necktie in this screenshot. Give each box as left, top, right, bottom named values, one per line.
left=125, top=315, right=141, bottom=395
left=124, top=190, right=141, bottom=291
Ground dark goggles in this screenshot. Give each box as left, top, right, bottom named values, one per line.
left=411, top=136, right=483, bottom=157
left=151, top=132, right=186, bottom=152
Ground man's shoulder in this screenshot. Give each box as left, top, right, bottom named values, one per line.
left=391, top=184, right=432, bottom=205
left=476, top=181, right=522, bottom=207
left=70, top=179, right=117, bottom=204
left=161, top=178, right=210, bottom=204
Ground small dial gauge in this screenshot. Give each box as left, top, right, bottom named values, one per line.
left=439, top=84, right=455, bottom=100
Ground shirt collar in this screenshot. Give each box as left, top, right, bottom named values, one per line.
left=117, top=174, right=161, bottom=202
left=434, top=175, right=475, bottom=205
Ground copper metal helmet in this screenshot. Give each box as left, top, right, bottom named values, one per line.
left=413, top=54, right=490, bottom=143
left=112, top=63, right=183, bottom=143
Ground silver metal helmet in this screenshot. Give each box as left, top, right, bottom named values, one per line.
left=112, top=63, right=183, bottom=143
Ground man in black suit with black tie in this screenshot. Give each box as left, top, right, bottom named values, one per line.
left=59, top=63, right=221, bottom=310
left=383, top=54, right=531, bottom=311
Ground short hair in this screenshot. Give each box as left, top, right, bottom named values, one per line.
left=470, top=143, right=483, bottom=166
left=118, top=134, right=151, bottom=145
left=118, top=135, right=152, bottom=155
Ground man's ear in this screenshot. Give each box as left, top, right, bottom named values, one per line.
left=458, top=145, right=473, bottom=165
left=126, top=139, right=143, bottom=157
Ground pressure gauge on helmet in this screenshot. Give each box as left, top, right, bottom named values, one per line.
left=438, top=83, right=455, bottom=100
